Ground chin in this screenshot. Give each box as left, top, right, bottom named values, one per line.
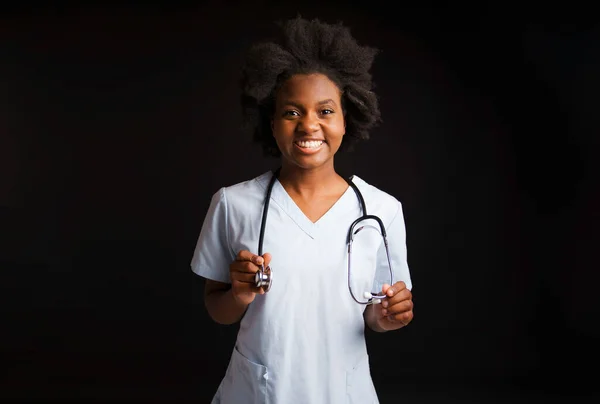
left=291, top=158, right=331, bottom=171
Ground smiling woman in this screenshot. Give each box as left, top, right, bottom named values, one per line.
left=272, top=73, right=346, bottom=169
left=190, top=16, right=414, bottom=404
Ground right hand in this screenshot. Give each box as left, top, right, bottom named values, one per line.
left=229, top=250, right=272, bottom=306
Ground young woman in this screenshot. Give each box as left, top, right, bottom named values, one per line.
left=191, top=16, right=414, bottom=403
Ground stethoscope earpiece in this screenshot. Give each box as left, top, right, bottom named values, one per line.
left=363, top=292, right=383, bottom=305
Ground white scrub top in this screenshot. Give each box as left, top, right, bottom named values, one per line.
left=191, top=171, right=412, bottom=404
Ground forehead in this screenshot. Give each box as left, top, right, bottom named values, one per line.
left=277, top=73, right=342, bottom=103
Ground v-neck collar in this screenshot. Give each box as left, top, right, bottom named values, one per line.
left=256, top=171, right=355, bottom=239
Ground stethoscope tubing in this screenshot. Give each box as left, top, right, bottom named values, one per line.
left=256, top=168, right=394, bottom=304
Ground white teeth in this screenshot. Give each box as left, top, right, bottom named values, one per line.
left=296, top=140, right=323, bottom=149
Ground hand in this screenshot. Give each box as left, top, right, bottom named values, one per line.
left=375, top=281, right=413, bottom=331
left=229, top=250, right=272, bottom=306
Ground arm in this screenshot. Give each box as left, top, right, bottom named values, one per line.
left=365, top=200, right=414, bottom=332
left=193, top=189, right=255, bottom=325
left=203, top=251, right=272, bottom=325
left=204, top=279, right=250, bottom=325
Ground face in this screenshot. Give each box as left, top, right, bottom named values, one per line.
left=271, top=73, right=345, bottom=172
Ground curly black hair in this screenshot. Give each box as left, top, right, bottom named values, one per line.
left=240, top=16, right=381, bottom=157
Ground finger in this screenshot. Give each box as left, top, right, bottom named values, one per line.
left=384, top=299, right=414, bottom=316
left=234, top=278, right=267, bottom=293
left=386, top=309, right=413, bottom=325
left=384, top=281, right=407, bottom=298
left=384, top=288, right=412, bottom=307
left=230, top=272, right=256, bottom=283
left=230, top=260, right=260, bottom=274
left=232, top=280, right=264, bottom=295
left=236, top=250, right=264, bottom=266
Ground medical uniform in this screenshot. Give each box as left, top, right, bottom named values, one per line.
left=191, top=171, right=412, bottom=404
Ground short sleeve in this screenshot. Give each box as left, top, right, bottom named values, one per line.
left=190, top=187, right=235, bottom=283
left=373, top=201, right=412, bottom=292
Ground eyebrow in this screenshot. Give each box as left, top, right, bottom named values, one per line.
left=282, top=99, right=338, bottom=108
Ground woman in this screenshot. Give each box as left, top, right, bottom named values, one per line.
left=191, top=16, right=414, bottom=403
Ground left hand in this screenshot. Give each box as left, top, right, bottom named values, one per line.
left=375, top=281, right=413, bottom=331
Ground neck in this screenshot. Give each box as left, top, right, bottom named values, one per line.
left=277, top=162, right=342, bottom=195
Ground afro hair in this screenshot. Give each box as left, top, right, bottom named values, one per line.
left=240, top=16, right=382, bottom=157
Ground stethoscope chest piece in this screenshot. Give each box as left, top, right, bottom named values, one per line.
left=255, top=265, right=272, bottom=292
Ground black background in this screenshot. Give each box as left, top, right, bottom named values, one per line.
left=1, top=2, right=599, bottom=403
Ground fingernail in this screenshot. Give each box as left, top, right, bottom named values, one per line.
left=387, top=290, right=394, bottom=297
left=381, top=301, right=388, bottom=308
left=382, top=309, right=387, bottom=315
left=255, top=257, right=263, bottom=264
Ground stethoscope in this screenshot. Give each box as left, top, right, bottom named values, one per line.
left=254, top=168, right=394, bottom=305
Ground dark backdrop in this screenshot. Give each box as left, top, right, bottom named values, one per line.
left=1, top=2, right=598, bottom=403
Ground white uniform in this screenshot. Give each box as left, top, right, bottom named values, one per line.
left=191, top=171, right=412, bottom=404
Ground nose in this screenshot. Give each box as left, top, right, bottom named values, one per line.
left=296, top=112, right=320, bottom=133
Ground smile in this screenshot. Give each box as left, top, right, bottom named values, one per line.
left=294, top=140, right=324, bottom=149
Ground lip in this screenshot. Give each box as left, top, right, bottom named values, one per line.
left=293, top=139, right=325, bottom=155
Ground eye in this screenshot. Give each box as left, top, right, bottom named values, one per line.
left=321, top=109, right=334, bottom=115
left=283, top=110, right=299, bottom=117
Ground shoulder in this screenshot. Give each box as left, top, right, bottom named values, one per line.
left=349, top=174, right=403, bottom=224
left=212, top=171, right=274, bottom=209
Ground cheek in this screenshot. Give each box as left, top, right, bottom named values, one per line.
left=326, top=121, right=346, bottom=143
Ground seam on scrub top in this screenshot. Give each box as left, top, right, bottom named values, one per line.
left=253, top=171, right=272, bottom=192
left=221, top=187, right=237, bottom=261
left=386, top=199, right=403, bottom=230
left=268, top=190, right=315, bottom=240
left=256, top=173, right=316, bottom=239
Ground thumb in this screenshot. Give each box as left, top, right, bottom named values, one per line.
left=262, top=252, right=272, bottom=267
left=381, top=283, right=391, bottom=295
